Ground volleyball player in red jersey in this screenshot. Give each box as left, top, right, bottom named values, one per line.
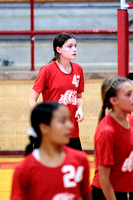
left=92, top=76, right=133, bottom=200
left=29, top=32, right=84, bottom=150
left=10, top=102, right=91, bottom=200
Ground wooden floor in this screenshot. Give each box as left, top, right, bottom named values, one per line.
left=0, top=156, right=94, bottom=200
left=0, top=157, right=22, bottom=200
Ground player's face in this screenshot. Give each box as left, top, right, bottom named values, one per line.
left=58, top=38, right=77, bottom=61
left=114, top=81, right=133, bottom=113
left=48, top=105, right=73, bottom=145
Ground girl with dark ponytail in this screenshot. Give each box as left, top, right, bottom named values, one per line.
left=25, top=102, right=60, bottom=155
left=98, top=76, right=117, bottom=123
left=92, top=76, right=133, bottom=200
left=11, top=102, right=91, bottom=200
left=29, top=32, right=84, bottom=151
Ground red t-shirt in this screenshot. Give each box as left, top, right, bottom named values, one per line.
left=32, top=61, right=84, bottom=138
left=10, top=146, right=90, bottom=200
left=92, top=113, right=133, bottom=192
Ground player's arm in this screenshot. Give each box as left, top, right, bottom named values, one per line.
left=75, top=92, right=84, bottom=122
left=29, top=89, right=40, bottom=109
left=99, top=165, right=116, bottom=200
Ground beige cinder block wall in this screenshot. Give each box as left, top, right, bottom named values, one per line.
left=0, top=79, right=103, bottom=151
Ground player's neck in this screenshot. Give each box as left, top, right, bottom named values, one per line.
left=39, top=144, right=65, bottom=167
left=110, top=111, right=130, bottom=129
left=56, top=60, right=71, bottom=74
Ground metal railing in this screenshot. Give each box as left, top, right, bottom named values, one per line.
left=0, top=0, right=133, bottom=74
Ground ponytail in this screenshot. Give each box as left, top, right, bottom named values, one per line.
left=98, top=105, right=106, bottom=123
left=25, top=129, right=41, bottom=156
left=49, top=56, right=56, bottom=63
left=25, top=136, right=36, bottom=156
left=25, top=136, right=41, bottom=156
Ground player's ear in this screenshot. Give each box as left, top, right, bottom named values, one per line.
left=39, top=123, right=49, bottom=135
left=109, top=96, right=117, bottom=106
left=56, top=47, right=61, bottom=54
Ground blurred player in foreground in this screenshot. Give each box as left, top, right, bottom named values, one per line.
left=10, top=102, right=91, bottom=200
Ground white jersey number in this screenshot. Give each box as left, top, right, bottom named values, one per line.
left=72, top=75, right=80, bottom=88
left=62, top=165, right=84, bottom=188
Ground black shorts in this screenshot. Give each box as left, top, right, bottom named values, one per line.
left=92, top=186, right=133, bottom=200
left=67, top=137, right=82, bottom=150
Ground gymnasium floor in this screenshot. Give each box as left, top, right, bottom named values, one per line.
left=0, top=156, right=95, bottom=200
left=0, top=157, right=21, bottom=200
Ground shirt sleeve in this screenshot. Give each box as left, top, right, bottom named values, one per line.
left=77, top=66, right=84, bottom=93
left=10, top=164, right=29, bottom=200
left=32, top=66, right=49, bottom=93
left=95, top=129, right=115, bottom=166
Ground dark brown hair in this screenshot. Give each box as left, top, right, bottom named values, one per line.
left=50, top=32, right=75, bottom=62
left=25, top=102, right=60, bottom=155
left=98, top=76, right=129, bottom=123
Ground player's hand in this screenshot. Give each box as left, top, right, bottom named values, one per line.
left=75, top=109, right=84, bottom=122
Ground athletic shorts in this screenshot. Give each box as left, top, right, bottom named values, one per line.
left=67, top=137, right=82, bottom=150
left=92, top=186, right=133, bottom=200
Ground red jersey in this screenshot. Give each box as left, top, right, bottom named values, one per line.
left=92, top=113, right=133, bottom=192
left=32, top=61, right=84, bottom=138
left=10, top=146, right=90, bottom=200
